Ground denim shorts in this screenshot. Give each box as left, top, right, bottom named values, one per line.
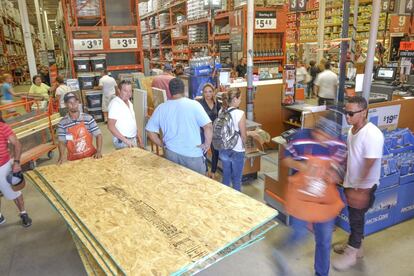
left=112, top=137, right=137, bottom=150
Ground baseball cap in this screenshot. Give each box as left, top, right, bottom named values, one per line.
left=63, top=92, right=78, bottom=103
left=7, top=171, right=24, bottom=186
left=164, top=63, right=173, bottom=72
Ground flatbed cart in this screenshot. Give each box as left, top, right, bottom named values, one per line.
left=1, top=98, right=61, bottom=169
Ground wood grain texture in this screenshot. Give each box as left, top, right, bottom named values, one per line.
left=27, top=148, right=277, bottom=275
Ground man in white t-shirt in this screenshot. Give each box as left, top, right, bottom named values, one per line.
left=98, top=71, right=117, bottom=123
left=333, top=96, right=384, bottom=271
left=314, top=62, right=338, bottom=106
left=107, top=80, right=143, bottom=149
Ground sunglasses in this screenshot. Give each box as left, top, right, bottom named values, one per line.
left=344, top=109, right=365, bottom=117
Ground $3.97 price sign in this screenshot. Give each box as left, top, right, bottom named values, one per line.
left=73, top=39, right=103, bottom=51
left=110, top=38, right=138, bottom=49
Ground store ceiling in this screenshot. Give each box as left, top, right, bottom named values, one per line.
left=10, top=0, right=59, bottom=29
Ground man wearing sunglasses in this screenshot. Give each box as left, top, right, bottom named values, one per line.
left=333, top=96, right=384, bottom=271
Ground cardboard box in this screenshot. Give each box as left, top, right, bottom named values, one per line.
left=395, top=183, right=414, bottom=224
left=379, top=172, right=400, bottom=191
left=336, top=186, right=399, bottom=236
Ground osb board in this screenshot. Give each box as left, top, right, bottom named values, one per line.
left=71, top=231, right=105, bottom=276
left=32, top=148, right=277, bottom=275
left=25, top=172, right=120, bottom=275
left=138, top=76, right=155, bottom=111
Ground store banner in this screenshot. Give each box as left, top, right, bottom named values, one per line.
left=109, top=30, right=138, bottom=50
left=382, top=0, right=396, bottom=12
left=47, top=50, right=58, bottom=85
left=72, top=30, right=103, bottom=51
left=400, top=41, right=414, bottom=57
left=389, top=15, right=414, bottom=34
left=368, top=104, right=401, bottom=130
left=255, top=11, right=277, bottom=30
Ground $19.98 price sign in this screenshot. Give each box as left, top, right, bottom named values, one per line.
left=368, top=105, right=401, bottom=130
left=73, top=39, right=103, bottom=51
left=110, top=38, right=138, bottom=49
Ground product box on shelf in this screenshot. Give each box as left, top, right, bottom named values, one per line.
left=395, top=183, right=414, bottom=224
left=336, top=186, right=399, bottom=236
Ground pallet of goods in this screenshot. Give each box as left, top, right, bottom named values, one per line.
left=26, top=148, right=278, bottom=275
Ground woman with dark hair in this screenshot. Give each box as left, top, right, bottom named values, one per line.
left=198, top=83, right=221, bottom=179
left=218, top=88, right=247, bottom=191
left=29, top=75, right=51, bottom=100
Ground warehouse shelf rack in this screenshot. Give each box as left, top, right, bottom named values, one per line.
left=62, top=0, right=144, bottom=77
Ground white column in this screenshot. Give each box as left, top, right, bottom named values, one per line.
left=246, top=0, right=254, bottom=121
left=34, top=0, right=45, bottom=50
left=17, top=0, right=37, bottom=78
left=43, top=10, right=53, bottom=50
left=362, top=0, right=381, bottom=99
left=317, top=0, right=326, bottom=63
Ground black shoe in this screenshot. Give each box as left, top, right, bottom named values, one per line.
left=0, top=214, right=5, bottom=225
left=20, top=213, right=32, bottom=228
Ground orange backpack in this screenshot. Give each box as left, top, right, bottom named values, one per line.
left=285, top=157, right=344, bottom=223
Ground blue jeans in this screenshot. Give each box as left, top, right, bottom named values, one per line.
left=164, top=148, right=206, bottom=175
left=289, top=217, right=335, bottom=276
left=219, top=150, right=245, bottom=191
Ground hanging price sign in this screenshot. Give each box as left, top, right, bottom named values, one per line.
left=110, top=38, right=138, bottom=49
left=289, top=0, right=307, bottom=12
left=73, top=39, right=104, bottom=51
left=255, top=11, right=277, bottom=30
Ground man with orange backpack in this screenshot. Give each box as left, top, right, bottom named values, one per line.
left=57, top=93, right=103, bottom=164
left=282, top=113, right=346, bottom=276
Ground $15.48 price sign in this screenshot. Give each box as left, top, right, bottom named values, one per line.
left=73, top=39, right=103, bottom=51
left=110, top=38, right=138, bottom=49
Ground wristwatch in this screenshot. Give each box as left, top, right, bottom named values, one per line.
left=14, top=160, right=20, bottom=164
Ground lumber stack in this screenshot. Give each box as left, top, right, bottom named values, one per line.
left=26, top=148, right=278, bottom=275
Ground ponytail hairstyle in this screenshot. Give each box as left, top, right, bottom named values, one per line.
left=202, top=83, right=216, bottom=101
left=221, top=88, right=241, bottom=111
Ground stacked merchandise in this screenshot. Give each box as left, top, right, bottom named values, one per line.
left=147, top=0, right=159, bottom=14
left=142, top=35, right=151, bottom=50
left=151, top=33, right=160, bottom=48
left=187, top=0, right=209, bottom=21
left=26, top=148, right=278, bottom=276
left=76, top=0, right=100, bottom=17
left=337, top=128, right=414, bottom=235
left=159, top=13, right=170, bottom=29
left=149, top=16, right=159, bottom=30
left=188, top=24, right=208, bottom=44
left=73, top=55, right=107, bottom=122
left=139, top=1, right=149, bottom=17
left=140, top=20, right=148, bottom=33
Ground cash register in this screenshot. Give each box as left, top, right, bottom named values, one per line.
left=370, top=67, right=398, bottom=102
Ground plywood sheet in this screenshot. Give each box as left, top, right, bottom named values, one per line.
left=26, top=172, right=120, bottom=275
left=137, top=76, right=155, bottom=111
left=29, top=148, right=277, bottom=275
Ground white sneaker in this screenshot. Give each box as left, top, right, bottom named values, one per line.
left=332, top=245, right=358, bottom=271
left=333, top=243, right=363, bottom=258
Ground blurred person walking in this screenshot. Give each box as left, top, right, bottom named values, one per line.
left=332, top=96, right=384, bottom=271
left=282, top=114, right=346, bottom=276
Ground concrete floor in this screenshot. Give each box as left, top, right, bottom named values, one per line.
left=1, top=92, right=414, bottom=275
